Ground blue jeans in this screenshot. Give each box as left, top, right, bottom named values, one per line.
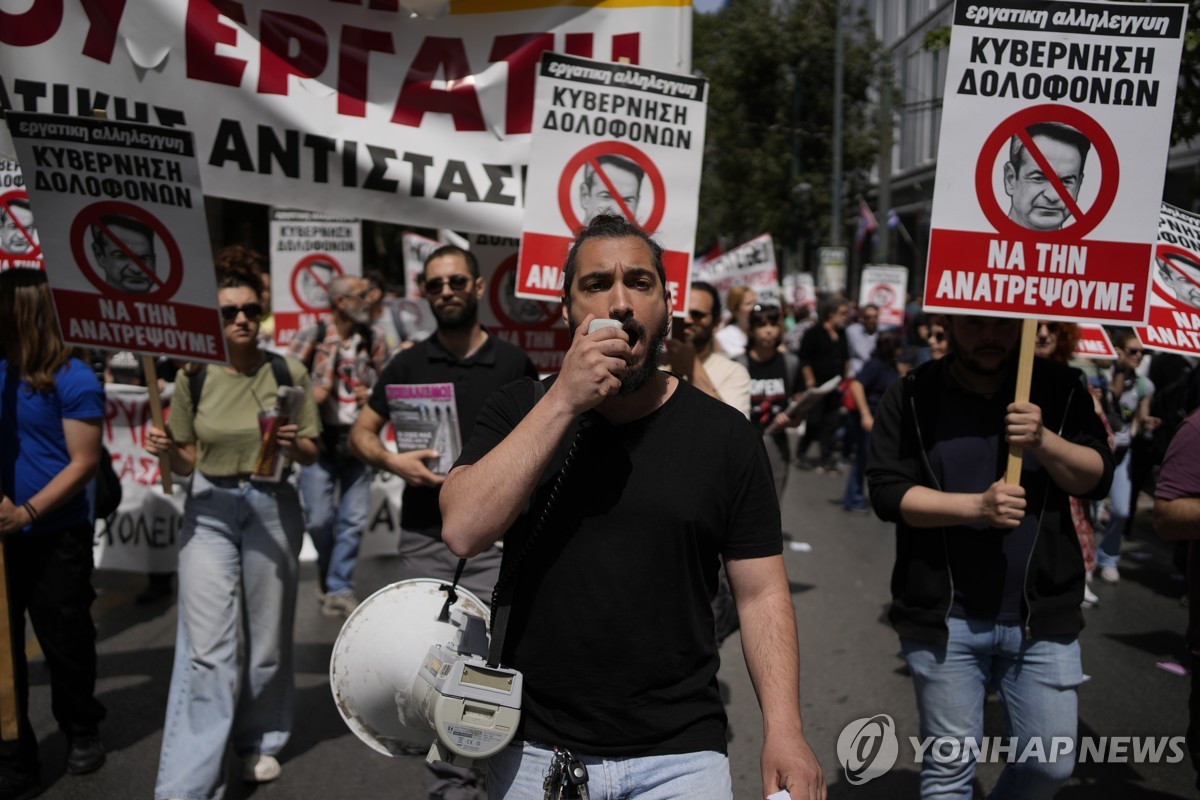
left=299, top=452, right=371, bottom=594
left=1096, top=450, right=1131, bottom=570
left=842, top=416, right=870, bottom=510
left=155, top=472, right=304, bottom=800
left=901, top=617, right=1082, bottom=800
left=488, top=741, right=732, bottom=799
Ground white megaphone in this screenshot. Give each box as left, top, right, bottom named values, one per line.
left=329, top=579, right=523, bottom=769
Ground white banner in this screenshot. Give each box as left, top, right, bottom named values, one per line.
left=269, top=208, right=362, bottom=347
left=690, top=233, right=780, bottom=307
left=94, top=384, right=186, bottom=572
left=0, top=3, right=691, bottom=236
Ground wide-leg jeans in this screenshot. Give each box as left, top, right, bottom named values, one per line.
left=155, top=472, right=303, bottom=800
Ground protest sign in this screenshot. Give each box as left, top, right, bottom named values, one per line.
left=475, top=233, right=570, bottom=373
left=1074, top=322, right=1116, bottom=359
left=269, top=209, right=362, bottom=347
left=8, top=113, right=226, bottom=361
left=923, top=0, right=1186, bottom=324
left=859, top=265, right=909, bottom=327
left=818, top=247, right=847, bottom=293
left=781, top=272, right=817, bottom=314
left=690, top=234, right=781, bottom=306
left=0, top=3, right=690, bottom=236
left=0, top=158, right=41, bottom=271
left=516, top=53, right=708, bottom=315
left=1135, top=203, right=1200, bottom=356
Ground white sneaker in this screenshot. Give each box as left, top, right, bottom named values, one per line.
left=1082, top=584, right=1100, bottom=608
left=1100, top=566, right=1121, bottom=584
left=242, top=754, right=281, bottom=783
left=322, top=591, right=360, bottom=619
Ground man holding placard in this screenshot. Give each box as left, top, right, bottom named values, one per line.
left=867, top=316, right=1113, bottom=798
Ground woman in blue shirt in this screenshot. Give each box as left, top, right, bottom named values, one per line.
left=0, top=269, right=106, bottom=798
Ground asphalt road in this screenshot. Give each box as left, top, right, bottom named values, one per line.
left=21, top=459, right=1198, bottom=799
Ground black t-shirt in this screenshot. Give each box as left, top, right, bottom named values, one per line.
left=856, top=358, right=900, bottom=414
left=747, top=352, right=802, bottom=434
left=368, top=332, right=537, bottom=535
left=798, top=325, right=848, bottom=385
left=455, top=378, right=781, bottom=757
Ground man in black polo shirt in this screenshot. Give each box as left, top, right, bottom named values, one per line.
left=348, top=244, right=536, bottom=800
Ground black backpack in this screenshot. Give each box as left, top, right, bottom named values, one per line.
left=94, top=445, right=122, bottom=521
left=189, top=352, right=294, bottom=409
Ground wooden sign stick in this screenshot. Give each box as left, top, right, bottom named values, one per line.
left=0, top=538, right=17, bottom=741
left=1005, top=318, right=1039, bottom=485
left=142, top=356, right=173, bottom=495
left=0, top=475, right=18, bottom=741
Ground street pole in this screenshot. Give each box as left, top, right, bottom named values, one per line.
left=878, top=57, right=893, bottom=265
left=831, top=0, right=843, bottom=251
left=791, top=59, right=804, bottom=277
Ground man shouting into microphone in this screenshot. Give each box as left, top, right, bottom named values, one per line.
left=440, top=214, right=825, bottom=799
left=866, top=314, right=1113, bottom=800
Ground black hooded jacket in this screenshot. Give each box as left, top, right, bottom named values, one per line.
left=866, top=355, right=1114, bottom=646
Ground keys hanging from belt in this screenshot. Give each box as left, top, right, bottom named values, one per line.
left=544, top=748, right=590, bottom=800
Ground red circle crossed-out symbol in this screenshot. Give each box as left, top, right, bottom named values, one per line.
left=488, top=254, right=561, bottom=329
left=976, top=104, right=1118, bottom=243
left=290, top=253, right=344, bottom=313
left=557, top=142, right=666, bottom=234
left=868, top=283, right=897, bottom=308
left=1153, top=242, right=1200, bottom=307
left=0, top=190, right=40, bottom=259
left=70, top=201, right=183, bottom=302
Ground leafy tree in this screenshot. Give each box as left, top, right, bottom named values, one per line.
left=693, top=0, right=887, bottom=269
left=1173, top=2, right=1200, bottom=146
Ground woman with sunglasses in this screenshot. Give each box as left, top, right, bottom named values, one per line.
left=927, top=318, right=949, bottom=361
left=145, top=258, right=319, bottom=800
left=1095, top=333, right=1159, bottom=585
left=738, top=304, right=804, bottom=496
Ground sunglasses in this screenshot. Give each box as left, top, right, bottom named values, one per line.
left=686, top=309, right=712, bottom=321
left=930, top=332, right=946, bottom=343
left=424, top=274, right=473, bottom=295
left=1123, top=347, right=1144, bottom=356
left=220, top=303, right=263, bottom=322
